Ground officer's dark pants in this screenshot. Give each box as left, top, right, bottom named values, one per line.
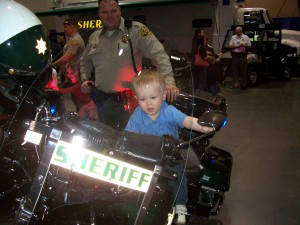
left=92, top=93, right=138, bottom=130
left=232, top=53, right=248, bottom=88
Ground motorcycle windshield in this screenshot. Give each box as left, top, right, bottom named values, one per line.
left=0, top=7, right=224, bottom=225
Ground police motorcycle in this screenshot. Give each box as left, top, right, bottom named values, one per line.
left=0, top=1, right=231, bottom=224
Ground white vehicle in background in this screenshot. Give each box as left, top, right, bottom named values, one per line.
left=234, top=7, right=300, bottom=67
left=218, top=24, right=298, bottom=86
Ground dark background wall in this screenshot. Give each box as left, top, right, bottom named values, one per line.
left=15, top=0, right=300, bottom=52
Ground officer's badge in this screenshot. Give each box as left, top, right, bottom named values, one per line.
left=122, top=34, right=129, bottom=43
left=140, top=26, right=152, bottom=37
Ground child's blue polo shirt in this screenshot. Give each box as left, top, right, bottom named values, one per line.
left=125, top=101, right=186, bottom=139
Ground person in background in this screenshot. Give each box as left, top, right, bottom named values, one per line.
left=229, top=26, right=251, bottom=89
left=80, top=0, right=179, bottom=130
left=191, top=28, right=210, bottom=91
left=125, top=69, right=214, bottom=225
left=57, top=63, right=98, bottom=120
left=52, top=19, right=85, bottom=84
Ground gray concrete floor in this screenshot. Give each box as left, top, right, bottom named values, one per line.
left=202, top=77, right=300, bottom=225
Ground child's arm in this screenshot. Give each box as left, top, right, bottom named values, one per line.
left=58, top=82, right=81, bottom=94
left=182, top=116, right=214, bottom=133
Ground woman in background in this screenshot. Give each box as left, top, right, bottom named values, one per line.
left=191, top=28, right=208, bottom=91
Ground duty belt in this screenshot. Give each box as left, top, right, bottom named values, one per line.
left=99, top=89, right=134, bottom=101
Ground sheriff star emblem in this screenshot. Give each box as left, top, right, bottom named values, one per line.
left=35, top=37, right=47, bottom=54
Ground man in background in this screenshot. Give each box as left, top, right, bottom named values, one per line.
left=52, top=19, right=85, bottom=84
left=229, top=26, right=251, bottom=89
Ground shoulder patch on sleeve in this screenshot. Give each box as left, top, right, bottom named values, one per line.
left=140, top=26, right=152, bottom=37
left=69, top=40, right=79, bottom=47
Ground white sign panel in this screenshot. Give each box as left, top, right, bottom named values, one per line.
left=51, top=140, right=153, bottom=192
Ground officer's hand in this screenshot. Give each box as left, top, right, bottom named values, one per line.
left=80, top=80, right=94, bottom=94
left=166, top=84, right=179, bottom=102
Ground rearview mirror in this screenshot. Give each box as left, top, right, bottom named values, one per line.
left=198, top=111, right=227, bottom=129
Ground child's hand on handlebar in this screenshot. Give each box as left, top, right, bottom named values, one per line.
left=202, top=126, right=214, bottom=133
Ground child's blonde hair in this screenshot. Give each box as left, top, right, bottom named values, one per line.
left=132, top=69, right=166, bottom=93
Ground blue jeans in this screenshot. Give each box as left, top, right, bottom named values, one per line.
left=167, top=161, right=188, bottom=205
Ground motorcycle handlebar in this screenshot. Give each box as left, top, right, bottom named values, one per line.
left=177, top=110, right=227, bottom=148
left=0, top=84, right=19, bottom=103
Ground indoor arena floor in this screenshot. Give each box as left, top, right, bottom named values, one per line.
left=196, top=76, right=300, bottom=225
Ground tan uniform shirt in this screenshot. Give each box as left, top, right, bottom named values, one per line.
left=64, top=32, right=85, bottom=65
left=80, top=17, right=175, bottom=93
